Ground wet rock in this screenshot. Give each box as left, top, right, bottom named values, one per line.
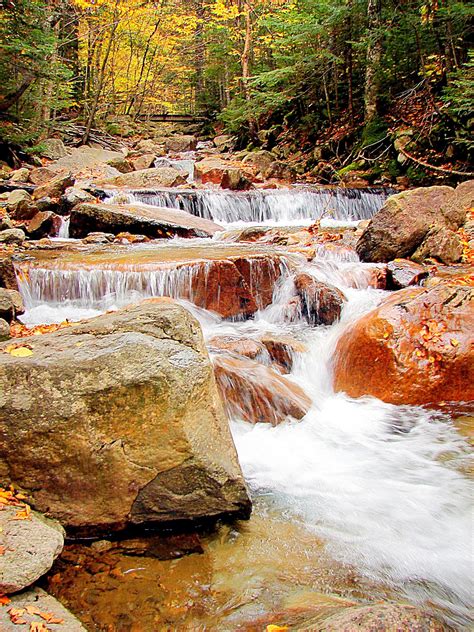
left=0, top=587, right=86, bottom=631
left=32, top=173, right=74, bottom=201
left=294, top=273, right=347, bottom=325
left=69, top=202, right=222, bottom=239
left=0, top=300, right=251, bottom=534
left=0, top=288, right=24, bottom=322
left=234, top=255, right=283, bottom=310
left=29, top=166, right=59, bottom=185
left=356, top=183, right=471, bottom=262
left=0, top=228, right=25, bottom=244
left=40, top=137, right=68, bottom=160
left=333, top=284, right=474, bottom=406
left=0, top=318, right=9, bottom=339
left=115, top=232, right=150, bottom=243
left=82, top=232, right=115, bottom=244
left=165, top=134, right=197, bottom=153
left=9, top=167, right=30, bottom=183
left=26, top=211, right=58, bottom=239
left=0, top=505, right=64, bottom=593
left=131, top=153, right=156, bottom=171
left=213, top=354, right=312, bottom=425
left=386, top=259, right=428, bottom=289
left=412, top=225, right=463, bottom=264
left=105, top=166, right=186, bottom=188
left=261, top=334, right=307, bottom=373
left=209, top=335, right=269, bottom=362
left=305, top=603, right=450, bottom=631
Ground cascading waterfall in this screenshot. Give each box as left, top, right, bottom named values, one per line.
left=16, top=186, right=473, bottom=629
left=15, top=254, right=290, bottom=325
left=104, top=187, right=392, bottom=225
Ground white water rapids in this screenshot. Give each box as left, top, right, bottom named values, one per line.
left=15, top=192, right=473, bottom=629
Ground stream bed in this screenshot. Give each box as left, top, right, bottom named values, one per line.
left=14, top=185, right=473, bottom=630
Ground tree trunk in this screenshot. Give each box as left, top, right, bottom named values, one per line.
left=364, top=0, right=382, bottom=124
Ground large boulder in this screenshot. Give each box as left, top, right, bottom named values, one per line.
left=69, top=202, right=222, bottom=238
left=105, top=166, right=186, bottom=188
left=0, top=587, right=86, bottom=631
left=213, top=354, right=312, bottom=425
left=0, top=228, right=25, bottom=244
left=0, top=505, right=64, bottom=594
left=175, top=257, right=281, bottom=318
left=0, top=300, right=251, bottom=535
left=356, top=181, right=473, bottom=262
left=333, top=284, right=474, bottom=406
left=294, top=273, right=347, bottom=326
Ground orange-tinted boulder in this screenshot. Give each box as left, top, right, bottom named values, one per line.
left=213, top=354, right=312, bottom=425
left=294, top=273, right=347, bottom=326
left=333, top=285, right=474, bottom=406
left=387, top=258, right=428, bottom=289
left=261, top=334, right=307, bottom=373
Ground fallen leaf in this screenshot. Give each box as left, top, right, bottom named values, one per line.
left=25, top=605, right=43, bottom=616
left=267, top=626, right=289, bottom=632
left=39, top=612, right=64, bottom=624
left=0, top=545, right=6, bottom=555
left=5, top=345, right=34, bottom=357
left=8, top=607, right=27, bottom=624
left=450, top=338, right=459, bottom=347
left=13, top=505, right=31, bottom=520
left=30, top=623, right=49, bottom=632
left=0, top=594, right=10, bottom=606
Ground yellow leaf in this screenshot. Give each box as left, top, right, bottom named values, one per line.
left=267, top=627, right=289, bottom=632
left=450, top=338, right=459, bottom=347
left=9, top=347, right=33, bottom=357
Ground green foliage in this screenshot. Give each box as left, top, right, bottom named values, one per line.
left=442, top=50, right=474, bottom=150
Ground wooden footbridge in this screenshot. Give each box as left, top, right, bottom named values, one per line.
left=135, top=112, right=209, bottom=123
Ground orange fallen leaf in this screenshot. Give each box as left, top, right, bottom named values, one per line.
left=39, top=611, right=64, bottom=624
left=30, top=623, right=49, bottom=632
left=8, top=607, right=27, bottom=624
left=0, top=545, right=6, bottom=555
left=13, top=505, right=31, bottom=520
left=25, top=605, right=43, bottom=616
left=0, top=594, right=10, bottom=606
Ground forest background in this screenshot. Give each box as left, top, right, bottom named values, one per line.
left=0, top=0, right=472, bottom=182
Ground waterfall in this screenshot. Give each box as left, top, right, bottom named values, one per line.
left=58, top=216, right=70, bottom=239
left=15, top=255, right=290, bottom=319
left=104, top=187, right=392, bottom=226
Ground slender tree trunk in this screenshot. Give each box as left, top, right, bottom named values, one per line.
left=364, top=0, right=382, bottom=124
left=83, top=2, right=120, bottom=144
